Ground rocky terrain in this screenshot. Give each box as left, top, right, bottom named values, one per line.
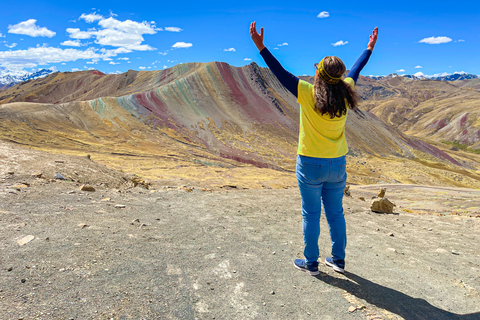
left=1, top=145, right=479, bottom=319
left=1, top=64, right=480, bottom=319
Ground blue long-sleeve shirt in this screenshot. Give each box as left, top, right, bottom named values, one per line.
left=259, top=48, right=372, bottom=98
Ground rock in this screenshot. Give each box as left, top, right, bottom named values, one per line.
left=348, top=306, right=357, bottom=313
left=178, top=186, right=194, bottom=192
left=131, top=176, right=150, bottom=189
left=32, top=172, right=43, bottom=178
left=101, top=198, right=111, bottom=202
left=7, top=171, right=14, bottom=175
left=452, top=250, right=460, bottom=255
left=435, top=248, right=448, bottom=253
left=56, top=173, right=65, bottom=180
left=371, top=197, right=396, bottom=214
left=80, top=184, right=95, bottom=192
left=387, top=248, right=397, bottom=252
left=378, top=187, right=386, bottom=198
left=115, top=204, right=126, bottom=209
left=359, top=197, right=366, bottom=202
left=344, top=186, right=351, bottom=197
left=132, top=219, right=140, bottom=223
left=77, top=224, right=89, bottom=229
left=387, top=233, right=394, bottom=237
left=17, top=235, right=35, bottom=246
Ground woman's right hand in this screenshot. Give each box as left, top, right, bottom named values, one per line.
left=367, top=27, right=378, bottom=51
left=250, top=22, right=265, bottom=52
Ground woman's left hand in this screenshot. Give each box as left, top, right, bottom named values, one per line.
left=367, top=27, right=378, bottom=51
left=250, top=22, right=265, bottom=52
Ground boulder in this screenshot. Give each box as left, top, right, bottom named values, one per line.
left=371, top=197, right=395, bottom=214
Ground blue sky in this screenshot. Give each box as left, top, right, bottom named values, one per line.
left=1, top=0, right=479, bottom=77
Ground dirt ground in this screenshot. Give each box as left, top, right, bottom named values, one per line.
left=1, top=141, right=480, bottom=319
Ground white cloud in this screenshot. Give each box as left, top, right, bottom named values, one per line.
left=244, top=58, right=252, bottom=61
left=457, top=39, right=465, bottom=42
left=317, top=11, right=330, bottom=18
left=172, top=42, right=192, bottom=48
left=419, top=36, right=452, bottom=44
left=86, top=58, right=99, bottom=64
left=67, top=15, right=158, bottom=51
left=79, top=13, right=104, bottom=23
left=415, top=65, right=422, bottom=68
left=72, top=68, right=80, bottom=72
left=0, top=33, right=4, bottom=37
left=61, top=40, right=82, bottom=47
left=8, top=19, right=56, bottom=38
left=109, top=70, right=122, bottom=74
left=66, top=28, right=94, bottom=40
left=0, top=46, right=102, bottom=69
left=277, top=43, right=288, bottom=46
left=223, top=48, right=236, bottom=52
left=332, top=40, right=348, bottom=47
left=396, top=69, right=405, bottom=72
left=118, top=57, right=129, bottom=60
left=164, top=27, right=182, bottom=32
left=413, top=72, right=425, bottom=77
left=139, top=66, right=146, bottom=69
left=5, top=43, right=17, bottom=48
left=163, top=65, right=167, bottom=69
left=103, top=57, right=113, bottom=61
left=109, top=61, right=119, bottom=65
left=159, top=51, right=168, bottom=55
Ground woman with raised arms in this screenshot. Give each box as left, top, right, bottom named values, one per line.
left=250, top=22, right=378, bottom=275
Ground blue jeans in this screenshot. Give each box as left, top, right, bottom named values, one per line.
left=296, top=155, right=347, bottom=265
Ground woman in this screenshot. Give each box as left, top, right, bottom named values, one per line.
left=250, top=22, right=378, bottom=275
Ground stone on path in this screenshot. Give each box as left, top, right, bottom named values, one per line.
left=115, top=204, right=126, bottom=209
left=378, top=187, right=386, bottom=198
left=17, top=235, right=34, bottom=246
left=80, top=184, right=95, bottom=192
left=371, top=197, right=396, bottom=214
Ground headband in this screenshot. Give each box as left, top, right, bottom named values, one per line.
left=317, top=58, right=341, bottom=84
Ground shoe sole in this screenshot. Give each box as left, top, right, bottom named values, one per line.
left=293, top=262, right=319, bottom=276
left=325, top=260, right=345, bottom=274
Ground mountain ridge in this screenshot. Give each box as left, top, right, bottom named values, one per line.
left=1, top=63, right=480, bottom=189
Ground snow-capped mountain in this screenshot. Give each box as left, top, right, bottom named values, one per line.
left=365, top=72, right=479, bottom=81
left=0, top=67, right=58, bottom=87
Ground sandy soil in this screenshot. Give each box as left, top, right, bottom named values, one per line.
left=1, top=144, right=479, bottom=319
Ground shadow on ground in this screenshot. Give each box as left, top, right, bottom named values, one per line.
left=315, top=271, right=480, bottom=320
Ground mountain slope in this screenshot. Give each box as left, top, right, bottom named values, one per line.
left=1, top=64, right=480, bottom=188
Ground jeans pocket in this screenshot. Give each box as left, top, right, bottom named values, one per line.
left=298, top=162, right=324, bottom=182
left=337, top=163, right=347, bottom=181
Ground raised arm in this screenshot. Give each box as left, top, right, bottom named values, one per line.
left=347, top=27, right=378, bottom=83
left=250, top=22, right=299, bottom=97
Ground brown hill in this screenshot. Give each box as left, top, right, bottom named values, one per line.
left=1, top=65, right=479, bottom=189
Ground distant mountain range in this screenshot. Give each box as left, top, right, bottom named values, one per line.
left=365, top=72, right=479, bottom=81
left=0, top=67, right=58, bottom=88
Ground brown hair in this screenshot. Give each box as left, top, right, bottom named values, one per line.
left=314, top=56, right=359, bottom=118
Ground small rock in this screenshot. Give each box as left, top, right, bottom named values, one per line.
left=435, top=248, right=448, bottom=253
left=348, top=306, right=357, bottom=313
left=359, top=197, right=366, bottom=202
left=378, top=187, right=386, bottom=198
left=32, top=172, right=43, bottom=178
left=270, top=291, right=275, bottom=295
left=7, top=171, right=14, bottom=175
left=21, top=279, right=26, bottom=283
left=132, top=219, right=140, bottom=223
left=344, top=186, right=351, bottom=197
left=56, top=173, right=65, bottom=180
left=78, top=224, right=89, bottom=229
left=17, top=235, right=35, bottom=246
left=387, top=248, right=397, bottom=252
left=428, top=228, right=433, bottom=231
left=101, top=198, right=111, bottom=202
left=115, top=204, right=126, bottom=209
left=80, top=184, right=95, bottom=192
left=371, top=197, right=396, bottom=214
left=387, top=233, right=394, bottom=237
left=7, top=267, right=13, bottom=272
left=452, top=250, right=460, bottom=255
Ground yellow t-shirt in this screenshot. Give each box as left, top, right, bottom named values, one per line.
left=297, top=77, right=355, bottom=158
